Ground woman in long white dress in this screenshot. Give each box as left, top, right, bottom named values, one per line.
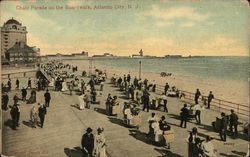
left=124, top=106, right=133, bottom=125
left=78, top=94, right=85, bottom=110
left=94, top=128, right=106, bottom=157
left=49, top=77, right=55, bottom=87
left=61, top=81, right=68, bottom=92
left=30, top=105, right=38, bottom=128
left=152, top=121, right=163, bottom=144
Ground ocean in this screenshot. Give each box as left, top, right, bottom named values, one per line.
left=91, top=56, right=249, bottom=83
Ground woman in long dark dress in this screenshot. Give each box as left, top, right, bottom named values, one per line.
left=27, top=90, right=36, bottom=104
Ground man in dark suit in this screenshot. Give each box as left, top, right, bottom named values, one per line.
left=220, top=112, right=228, bottom=141
left=229, top=109, right=238, bottom=138
left=16, top=78, right=19, bottom=90
left=2, top=92, right=9, bottom=111
left=13, top=93, right=19, bottom=104
left=44, top=89, right=51, bottom=107
left=21, top=87, right=27, bottom=101
left=180, top=104, right=189, bottom=128
left=194, top=89, right=201, bottom=104
left=142, top=93, right=150, bottom=112
left=207, top=91, right=214, bottom=109
left=164, top=83, right=169, bottom=95
left=7, top=79, right=12, bottom=91
left=38, top=103, right=47, bottom=128
left=10, top=103, right=20, bottom=130
left=27, top=78, right=32, bottom=89
left=81, top=127, right=94, bottom=157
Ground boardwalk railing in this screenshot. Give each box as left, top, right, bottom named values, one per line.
left=155, top=84, right=249, bottom=118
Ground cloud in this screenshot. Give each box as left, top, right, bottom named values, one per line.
left=143, top=5, right=212, bottom=21
left=79, top=18, right=96, bottom=26
left=180, top=22, right=195, bottom=27
left=155, top=21, right=174, bottom=27
left=190, top=35, right=248, bottom=56
left=203, top=36, right=236, bottom=48
left=207, top=21, right=215, bottom=26
left=139, top=37, right=174, bottom=47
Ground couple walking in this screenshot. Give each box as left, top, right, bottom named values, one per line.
left=30, top=103, right=47, bottom=128
left=78, top=91, right=92, bottom=110
left=81, top=127, right=106, bottom=157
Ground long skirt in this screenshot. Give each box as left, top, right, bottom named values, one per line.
left=78, top=96, right=85, bottom=110
left=61, top=82, right=68, bottom=92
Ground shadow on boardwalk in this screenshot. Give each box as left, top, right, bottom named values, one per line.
left=64, top=147, right=86, bottom=157
left=198, top=123, right=249, bottom=142
left=231, top=150, right=247, bottom=156
left=22, top=120, right=34, bottom=128
left=4, top=119, right=13, bottom=129
left=95, top=107, right=108, bottom=116
left=154, top=148, right=183, bottom=157
left=108, top=117, right=126, bottom=127
left=219, top=150, right=247, bottom=157
left=129, top=129, right=153, bottom=145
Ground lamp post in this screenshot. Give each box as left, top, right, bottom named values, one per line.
left=139, top=60, right=141, bottom=79
left=89, top=58, right=93, bottom=77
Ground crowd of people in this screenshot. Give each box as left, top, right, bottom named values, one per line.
left=108, top=72, right=247, bottom=157
left=2, top=60, right=248, bottom=157
left=1, top=76, right=51, bottom=130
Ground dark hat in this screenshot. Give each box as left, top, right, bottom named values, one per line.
left=86, top=127, right=92, bottom=133
left=97, top=127, right=104, bottom=133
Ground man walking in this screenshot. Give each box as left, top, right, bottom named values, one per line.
left=44, top=89, right=51, bottom=107
left=193, top=103, right=202, bottom=124
left=164, top=83, right=169, bottom=95
left=220, top=112, right=228, bottom=141
left=81, top=127, right=94, bottom=157
left=2, top=92, right=9, bottom=110
left=10, top=103, right=20, bottom=130
left=207, top=91, right=214, bottom=109
left=38, top=103, right=47, bottom=128
left=28, top=78, right=32, bottom=89
left=21, top=87, right=27, bottom=101
left=7, top=79, right=11, bottom=91
left=229, top=109, right=238, bottom=138
left=16, top=78, right=19, bottom=90
left=160, top=93, right=168, bottom=112
left=142, top=93, right=150, bottom=112
left=194, top=89, right=201, bottom=104
left=133, top=77, right=138, bottom=89
left=180, top=104, right=189, bottom=128
left=13, top=93, right=19, bottom=104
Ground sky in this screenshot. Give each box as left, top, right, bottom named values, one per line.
left=0, top=0, right=249, bottom=56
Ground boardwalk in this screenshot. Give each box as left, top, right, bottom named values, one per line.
left=2, top=71, right=249, bottom=157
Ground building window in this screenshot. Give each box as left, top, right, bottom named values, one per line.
left=4, top=38, right=8, bottom=40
